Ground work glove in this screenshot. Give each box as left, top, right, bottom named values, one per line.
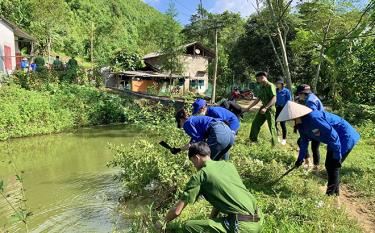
left=294, top=159, right=303, bottom=168
left=170, top=147, right=181, bottom=155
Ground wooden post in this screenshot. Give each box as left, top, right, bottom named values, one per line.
left=212, top=28, right=218, bottom=103
left=91, top=21, right=94, bottom=77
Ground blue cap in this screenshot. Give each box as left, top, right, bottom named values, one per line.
left=192, top=98, right=207, bottom=115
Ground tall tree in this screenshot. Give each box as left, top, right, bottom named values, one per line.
left=159, top=1, right=184, bottom=78
left=29, top=0, right=69, bottom=63
left=252, top=0, right=295, bottom=91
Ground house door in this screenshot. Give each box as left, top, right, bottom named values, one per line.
left=4, top=45, right=12, bottom=71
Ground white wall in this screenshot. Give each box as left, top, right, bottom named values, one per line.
left=182, top=55, right=209, bottom=94
left=0, top=21, right=16, bottom=73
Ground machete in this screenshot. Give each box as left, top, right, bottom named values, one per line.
left=159, top=141, right=173, bottom=150
left=269, top=165, right=297, bottom=186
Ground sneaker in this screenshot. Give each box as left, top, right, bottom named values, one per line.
left=281, top=139, right=286, bottom=145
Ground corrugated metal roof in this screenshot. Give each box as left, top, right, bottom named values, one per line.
left=116, top=70, right=187, bottom=79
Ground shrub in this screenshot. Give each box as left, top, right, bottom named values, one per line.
left=0, top=84, right=126, bottom=140
left=335, top=103, right=375, bottom=124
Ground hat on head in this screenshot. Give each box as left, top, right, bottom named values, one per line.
left=276, top=101, right=312, bottom=122
left=296, top=84, right=311, bottom=94
left=276, top=78, right=284, bottom=84
left=192, top=98, right=207, bottom=115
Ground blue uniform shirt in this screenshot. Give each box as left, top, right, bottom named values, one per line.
left=298, top=111, right=360, bottom=161
left=305, top=93, right=324, bottom=111
left=276, top=87, right=292, bottom=107
left=183, top=116, right=218, bottom=143
left=206, top=106, right=240, bottom=133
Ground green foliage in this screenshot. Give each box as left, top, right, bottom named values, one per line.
left=334, top=103, right=375, bottom=124
left=158, top=2, right=184, bottom=76
left=0, top=0, right=170, bottom=65
left=0, top=84, right=126, bottom=140
left=110, top=50, right=143, bottom=72
left=110, top=109, right=368, bottom=233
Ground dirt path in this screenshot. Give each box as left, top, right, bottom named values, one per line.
left=318, top=184, right=375, bottom=233
left=340, top=187, right=375, bottom=233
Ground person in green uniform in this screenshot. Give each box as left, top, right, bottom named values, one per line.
left=52, top=56, right=63, bottom=71
left=162, top=142, right=263, bottom=233
left=246, top=71, right=277, bottom=146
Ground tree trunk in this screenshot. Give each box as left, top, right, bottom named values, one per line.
left=266, top=0, right=293, bottom=91
left=212, top=28, right=218, bottom=103
left=91, top=22, right=94, bottom=76
left=312, top=18, right=332, bottom=93
left=47, top=34, right=51, bottom=67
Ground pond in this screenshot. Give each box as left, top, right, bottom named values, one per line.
left=0, top=125, right=141, bottom=232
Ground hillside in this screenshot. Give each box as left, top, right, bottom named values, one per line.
left=0, top=0, right=170, bottom=64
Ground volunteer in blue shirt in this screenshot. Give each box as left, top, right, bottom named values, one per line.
left=173, top=109, right=235, bottom=161
left=192, top=98, right=240, bottom=134
left=277, top=101, right=360, bottom=196
left=296, top=84, right=324, bottom=171
left=275, top=78, right=291, bottom=145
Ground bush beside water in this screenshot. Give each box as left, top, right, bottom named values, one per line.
left=0, top=84, right=125, bottom=140
left=110, top=104, right=373, bottom=233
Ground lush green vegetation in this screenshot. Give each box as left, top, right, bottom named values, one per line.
left=0, top=0, right=169, bottom=65
left=0, top=83, right=126, bottom=140
left=109, top=101, right=374, bottom=233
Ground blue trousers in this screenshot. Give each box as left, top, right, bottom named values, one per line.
left=207, top=122, right=235, bottom=160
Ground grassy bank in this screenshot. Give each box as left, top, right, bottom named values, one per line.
left=110, top=101, right=374, bottom=233
left=0, top=84, right=126, bottom=140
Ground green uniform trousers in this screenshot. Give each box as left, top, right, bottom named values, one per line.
left=184, top=218, right=262, bottom=233
left=249, top=108, right=277, bottom=146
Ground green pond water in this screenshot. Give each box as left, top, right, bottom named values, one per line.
left=0, top=125, right=142, bottom=233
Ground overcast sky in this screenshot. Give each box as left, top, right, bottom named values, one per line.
left=143, top=0, right=369, bottom=25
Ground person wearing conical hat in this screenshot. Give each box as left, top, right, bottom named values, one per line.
left=246, top=71, right=277, bottom=146
left=296, top=84, right=324, bottom=171
left=277, top=101, right=360, bottom=196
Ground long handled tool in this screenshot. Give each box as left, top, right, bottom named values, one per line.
left=269, top=165, right=297, bottom=186
left=159, top=141, right=173, bottom=150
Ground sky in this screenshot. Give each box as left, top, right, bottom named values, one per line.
left=143, top=0, right=255, bottom=25
left=143, top=0, right=369, bottom=25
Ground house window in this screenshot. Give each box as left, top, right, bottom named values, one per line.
left=178, top=78, right=184, bottom=86
left=198, top=80, right=205, bottom=89
left=190, top=80, right=197, bottom=89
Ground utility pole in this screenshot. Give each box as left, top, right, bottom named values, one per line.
left=212, top=28, right=218, bottom=103
left=91, top=21, right=94, bottom=75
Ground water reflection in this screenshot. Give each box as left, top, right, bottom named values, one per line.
left=0, top=125, right=138, bottom=232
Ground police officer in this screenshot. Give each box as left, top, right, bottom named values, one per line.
left=161, top=142, right=263, bottom=233
left=192, top=98, right=240, bottom=134
left=246, top=71, right=277, bottom=146
left=275, top=78, right=292, bottom=145
left=174, top=109, right=235, bottom=160
left=276, top=101, right=360, bottom=196
left=296, top=84, right=324, bottom=170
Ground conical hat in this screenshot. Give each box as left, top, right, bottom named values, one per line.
left=276, top=101, right=312, bottom=122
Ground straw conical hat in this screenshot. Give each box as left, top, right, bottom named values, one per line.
left=276, top=101, right=312, bottom=122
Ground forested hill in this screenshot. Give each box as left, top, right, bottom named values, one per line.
left=0, top=0, right=171, bottom=64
